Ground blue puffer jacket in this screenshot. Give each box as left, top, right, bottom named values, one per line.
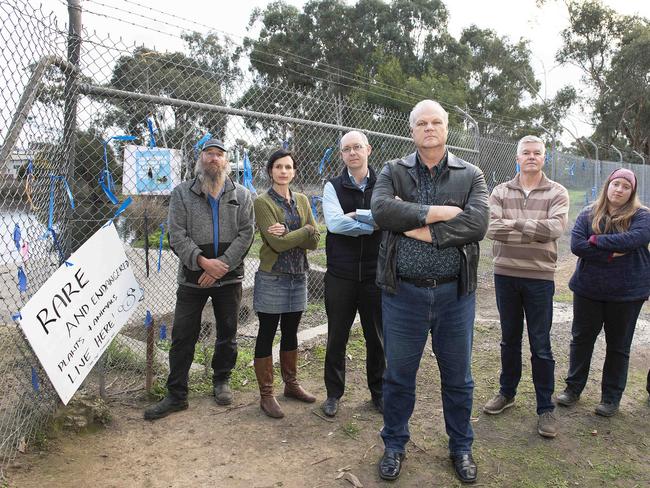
left=569, top=207, right=650, bottom=302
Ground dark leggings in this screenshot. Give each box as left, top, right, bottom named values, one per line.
left=254, top=311, right=302, bottom=358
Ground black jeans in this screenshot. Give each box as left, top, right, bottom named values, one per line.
left=166, top=283, right=242, bottom=401
left=494, top=274, right=556, bottom=414
left=323, top=272, right=384, bottom=400
left=565, top=293, right=644, bottom=405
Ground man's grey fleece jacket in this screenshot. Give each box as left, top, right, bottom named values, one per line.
left=167, top=176, right=255, bottom=288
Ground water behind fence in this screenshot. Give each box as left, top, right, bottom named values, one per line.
left=1, top=0, right=648, bottom=477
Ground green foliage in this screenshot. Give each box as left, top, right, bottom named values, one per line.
left=557, top=0, right=649, bottom=157
left=340, top=421, right=361, bottom=439
left=131, top=225, right=170, bottom=250
left=105, top=341, right=146, bottom=374
left=244, top=0, right=566, bottom=139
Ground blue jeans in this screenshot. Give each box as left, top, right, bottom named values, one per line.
left=381, top=280, right=475, bottom=456
left=494, top=274, right=555, bottom=414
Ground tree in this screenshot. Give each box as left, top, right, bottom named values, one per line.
left=459, top=26, right=541, bottom=136
left=556, top=0, right=649, bottom=157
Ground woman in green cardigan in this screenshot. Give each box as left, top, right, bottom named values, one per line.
left=252, top=148, right=320, bottom=418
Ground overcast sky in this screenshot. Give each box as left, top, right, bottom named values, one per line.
left=38, top=0, right=650, bottom=142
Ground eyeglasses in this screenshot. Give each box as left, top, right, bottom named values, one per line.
left=341, top=144, right=365, bottom=154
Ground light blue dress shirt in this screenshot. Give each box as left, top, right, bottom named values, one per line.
left=322, top=170, right=375, bottom=237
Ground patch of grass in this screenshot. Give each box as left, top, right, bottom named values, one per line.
left=346, top=327, right=367, bottom=360
left=31, top=429, right=49, bottom=451
left=230, top=347, right=256, bottom=390
left=149, top=345, right=258, bottom=399
left=306, top=301, right=326, bottom=314
left=106, top=341, right=147, bottom=374
left=310, top=343, right=326, bottom=362
left=132, top=226, right=170, bottom=250
left=553, top=291, right=573, bottom=303
left=150, top=378, right=167, bottom=401
left=592, top=461, right=637, bottom=481
left=340, top=421, right=361, bottom=439
left=193, top=343, right=212, bottom=366
left=157, top=339, right=171, bottom=352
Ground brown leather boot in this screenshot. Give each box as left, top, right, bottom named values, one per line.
left=253, top=356, right=284, bottom=418
left=280, top=349, right=316, bottom=403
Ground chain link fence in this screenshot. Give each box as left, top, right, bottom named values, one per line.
left=1, top=0, right=649, bottom=477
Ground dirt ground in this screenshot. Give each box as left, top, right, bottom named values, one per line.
left=5, top=257, right=650, bottom=488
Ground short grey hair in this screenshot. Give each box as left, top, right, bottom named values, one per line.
left=340, top=130, right=369, bottom=148
left=517, top=135, right=546, bottom=155
left=409, top=100, right=449, bottom=128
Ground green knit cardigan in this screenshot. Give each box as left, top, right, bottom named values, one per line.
left=253, top=190, right=320, bottom=273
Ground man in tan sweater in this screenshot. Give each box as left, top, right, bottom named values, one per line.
left=483, top=135, right=569, bottom=439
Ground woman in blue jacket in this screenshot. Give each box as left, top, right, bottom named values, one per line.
left=557, top=168, right=650, bottom=416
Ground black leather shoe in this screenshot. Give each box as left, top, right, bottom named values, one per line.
left=378, top=449, right=404, bottom=481
left=450, top=453, right=477, bottom=483
left=595, top=402, right=618, bottom=417
left=214, top=382, right=233, bottom=406
left=321, top=397, right=339, bottom=417
left=372, top=395, right=384, bottom=414
left=144, top=396, right=188, bottom=420
left=556, top=389, right=580, bottom=407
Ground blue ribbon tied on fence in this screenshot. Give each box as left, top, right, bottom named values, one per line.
left=159, top=323, right=167, bottom=340
left=311, top=196, right=322, bottom=220
left=318, top=147, right=333, bottom=175
left=144, top=310, right=153, bottom=328
left=31, top=367, right=40, bottom=392
left=100, top=135, right=136, bottom=204
left=194, top=133, right=212, bottom=160
left=242, top=150, right=256, bottom=193
left=13, top=223, right=21, bottom=252
left=12, top=223, right=27, bottom=291
left=146, top=117, right=157, bottom=148
left=42, top=174, right=75, bottom=266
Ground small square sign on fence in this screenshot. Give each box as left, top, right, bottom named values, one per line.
left=122, top=145, right=182, bottom=195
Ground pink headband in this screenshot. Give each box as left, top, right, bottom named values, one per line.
left=608, top=168, right=636, bottom=191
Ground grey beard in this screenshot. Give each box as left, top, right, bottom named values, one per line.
left=196, top=166, right=225, bottom=196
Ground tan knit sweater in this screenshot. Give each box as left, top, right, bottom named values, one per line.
left=487, top=173, right=569, bottom=281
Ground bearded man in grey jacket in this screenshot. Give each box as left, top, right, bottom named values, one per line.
left=145, top=139, right=255, bottom=420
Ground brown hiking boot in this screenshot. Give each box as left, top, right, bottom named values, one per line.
left=483, top=393, right=515, bottom=415
left=537, top=411, right=558, bottom=438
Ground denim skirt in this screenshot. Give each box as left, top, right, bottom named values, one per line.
left=253, top=271, right=308, bottom=314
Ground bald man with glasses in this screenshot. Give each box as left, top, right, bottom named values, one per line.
left=321, top=130, right=385, bottom=418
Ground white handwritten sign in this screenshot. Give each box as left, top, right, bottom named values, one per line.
left=18, top=223, right=143, bottom=404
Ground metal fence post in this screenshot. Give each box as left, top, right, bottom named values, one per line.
left=62, top=0, right=82, bottom=258
left=454, top=106, right=480, bottom=166
left=632, top=150, right=647, bottom=204
left=584, top=137, right=599, bottom=195
left=610, top=144, right=623, bottom=167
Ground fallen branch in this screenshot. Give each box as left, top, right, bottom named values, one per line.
left=213, top=401, right=255, bottom=414
left=310, top=456, right=333, bottom=466
left=312, top=410, right=335, bottom=423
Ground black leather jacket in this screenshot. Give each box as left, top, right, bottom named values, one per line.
left=370, top=151, right=489, bottom=295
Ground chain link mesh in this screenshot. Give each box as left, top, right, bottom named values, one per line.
left=1, top=0, right=648, bottom=477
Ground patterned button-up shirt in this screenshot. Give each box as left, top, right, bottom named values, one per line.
left=268, top=187, right=309, bottom=274
left=396, top=152, right=461, bottom=279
